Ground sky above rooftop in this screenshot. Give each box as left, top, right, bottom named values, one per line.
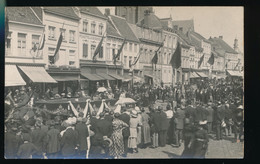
left=98, top=7, right=243, bottom=53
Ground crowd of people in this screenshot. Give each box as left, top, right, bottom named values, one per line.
left=4, top=77, right=244, bottom=159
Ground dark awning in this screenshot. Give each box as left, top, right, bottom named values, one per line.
left=5, top=65, right=26, bottom=86
left=18, top=66, right=57, bottom=83
left=196, top=72, right=208, bottom=78
left=97, top=73, right=116, bottom=80
left=51, top=75, right=79, bottom=81
left=144, top=73, right=154, bottom=78
left=108, top=73, right=124, bottom=80
left=81, top=72, right=104, bottom=81
left=190, top=72, right=200, bottom=78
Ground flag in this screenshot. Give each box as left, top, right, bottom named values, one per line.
left=234, top=59, right=240, bottom=70
left=5, top=15, right=9, bottom=41
left=92, top=35, right=104, bottom=61
left=53, top=33, right=63, bottom=63
left=130, top=51, right=141, bottom=67
left=113, top=38, right=126, bottom=65
left=208, top=52, right=215, bottom=65
left=170, top=42, right=181, bottom=69
left=151, top=52, right=158, bottom=69
left=38, top=34, right=45, bottom=50
left=198, top=54, right=204, bottom=68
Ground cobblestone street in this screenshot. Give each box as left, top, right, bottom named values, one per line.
left=127, top=133, right=243, bottom=159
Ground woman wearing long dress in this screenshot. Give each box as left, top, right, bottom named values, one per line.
left=128, top=110, right=142, bottom=153
left=140, top=108, right=151, bottom=148
left=109, top=113, right=129, bottom=159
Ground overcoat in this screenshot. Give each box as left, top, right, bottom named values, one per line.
left=60, top=128, right=78, bottom=156
left=75, top=122, right=89, bottom=151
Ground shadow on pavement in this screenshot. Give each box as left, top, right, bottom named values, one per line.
left=162, top=151, right=181, bottom=158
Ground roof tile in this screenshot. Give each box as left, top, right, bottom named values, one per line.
left=6, top=7, right=42, bottom=26
left=43, top=7, right=79, bottom=20
left=78, top=7, right=106, bottom=19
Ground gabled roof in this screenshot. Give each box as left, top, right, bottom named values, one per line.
left=172, top=19, right=194, bottom=33
left=6, top=7, right=42, bottom=26
left=106, top=20, right=122, bottom=38
left=136, top=12, right=163, bottom=30
left=209, top=37, right=238, bottom=54
left=110, top=15, right=139, bottom=42
left=78, top=7, right=107, bottom=19
left=189, top=31, right=211, bottom=44
left=176, top=30, right=203, bottom=52
left=43, top=7, right=80, bottom=20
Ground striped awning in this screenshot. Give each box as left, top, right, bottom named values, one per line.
left=190, top=72, right=200, bottom=78
left=5, top=65, right=26, bottom=86
left=18, top=66, right=57, bottom=83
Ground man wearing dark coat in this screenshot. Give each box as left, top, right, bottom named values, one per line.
left=174, top=105, right=185, bottom=147
left=215, top=101, right=225, bottom=140
left=118, top=107, right=130, bottom=157
left=60, top=123, right=78, bottom=158
left=46, top=122, right=61, bottom=159
left=5, top=126, right=20, bottom=159
left=31, top=123, right=47, bottom=158
left=206, top=102, right=214, bottom=133
left=150, top=107, right=160, bottom=148
left=17, top=133, right=39, bottom=159
left=158, top=106, right=169, bottom=147
left=75, top=117, right=89, bottom=159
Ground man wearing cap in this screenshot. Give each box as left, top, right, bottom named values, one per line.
left=60, top=120, right=79, bottom=158
left=30, top=120, right=47, bottom=159
left=157, top=106, right=168, bottom=147
left=46, top=120, right=61, bottom=159
left=17, top=133, right=39, bottom=159
left=174, top=105, right=185, bottom=147
left=5, top=124, right=20, bottom=159
left=75, top=116, right=89, bottom=159
left=233, top=105, right=244, bottom=143
left=206, top=102, right=214, bottom=134
left=215, top=101, right=225, bottom=140
left=118, top=106, right=130, bottom=157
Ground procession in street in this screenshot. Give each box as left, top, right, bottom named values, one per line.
left=4, top=7, right=244, bottom=159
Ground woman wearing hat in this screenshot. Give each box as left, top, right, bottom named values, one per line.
left=128, top=110, right=142, bottom=153
left=109, top=113, right=129, bottom=159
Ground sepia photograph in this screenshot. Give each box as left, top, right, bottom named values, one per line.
left=4, top=6, right=244, bottom=159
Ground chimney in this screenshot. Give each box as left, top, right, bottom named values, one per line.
left=144, top=10, right=151, bottom=26
left=105, top=8, right=110, bottom=16
left=219, top=36, right=223, bottom=39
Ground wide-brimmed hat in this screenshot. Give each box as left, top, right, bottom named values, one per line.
left=131, top=110, right=138, bottom=118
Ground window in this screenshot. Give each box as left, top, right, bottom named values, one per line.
left=112, top=48, right=116, bottom=59
left=69, top=50, right=75, bottom=66
left=124, top=42, right=127, bottom=51
left=117, top=45, right=121, bottom=60
left=6, top=32, right=12, bottom=55
left=48, top=26, right=55, bottom=39
left=106, top=43, right=110, bottom=60
left=98, top=46, right=103, bottom=58
left=18, top=33, right=26, bottom=55
left=134, top=44, right=137, bottom=52
left=32, top=35, right=40, bottom=49
left=124, top=56, right=127, bottom=65
left=134, top=57, right=137, bottom=66
left=129, top=56, right=132, bottom=67
left=91, top=45, right=96, bottom=57
left=69, top=61, right=75, bottom=66
left=129, top=43, right=133, bottom=52
left=60, top=28, right=66, bottom=40
left=91, top=23, right=96, bottom=34
left=69, top=30, right=75, bottom=42
left=99, top=24, right=103, bottom=35
left=83, top=43, right=88, bottom=58
left=48, top=47, right=55, bottom=64
left=83, top=21, right=88, bottom=32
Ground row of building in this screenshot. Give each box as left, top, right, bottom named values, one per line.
left=5, top=7, right=243, bottom=95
